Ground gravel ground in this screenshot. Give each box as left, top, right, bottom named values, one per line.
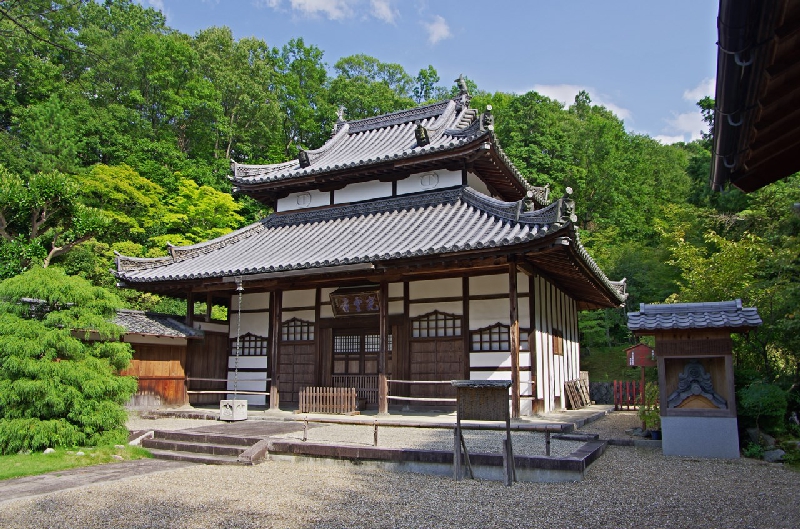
left=575, top=410, right=644, bottom=439
left=271, top=423, right=583, bottom=457
left=1, top=445, right=797, bottom=529
left=1, top=411, right=797, bottom=528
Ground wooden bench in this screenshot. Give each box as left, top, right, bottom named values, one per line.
left=298, top=386, right=359, bottom=415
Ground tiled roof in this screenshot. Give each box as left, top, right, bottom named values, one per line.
left=114, top=309, right=203, bottom=338
left=230, top=96, right=546, bottom=203
left=115, top=187, right=621, bottom=307
left=627, top=300, right=762, bottom=332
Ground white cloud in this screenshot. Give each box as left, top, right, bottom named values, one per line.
left=147, top=0, right=165, bottom=10
left=653, top=134, right=687, bottom=145
left=288, top=0, right=354, bottom=20
left=422, top=14, right=452, bottom=45
left=655, top=110, right=708, bottom=143
left=531, top=84, right=633, bottom=121
left=370, top=0, right=398, bottom=24
left=683, top=78, right=715, bottom=103
left=252, top=0, right=281, bottom=7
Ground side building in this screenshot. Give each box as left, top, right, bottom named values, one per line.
left=114, top=87, right=626, bottom=417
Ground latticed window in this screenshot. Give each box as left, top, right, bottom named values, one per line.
left=552, top=328, right=564, bottom=356
left=411, top=310, right=462, bottom=338
left=333, top=331, right=392, bottom=375
left=231, top=333, right=269, bottom=356
left=281, top=318, right=314, bottom=341
left=470, top=323, right=511, bottom=351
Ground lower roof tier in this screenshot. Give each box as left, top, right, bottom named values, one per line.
left=115, top=186, right=626, bottom=309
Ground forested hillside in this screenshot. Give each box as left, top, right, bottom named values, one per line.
left=1, top=0, right=798, bottom=385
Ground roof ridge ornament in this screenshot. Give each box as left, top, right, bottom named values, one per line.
left=298, top=149, right=311, bottom=168
left=415, top=122, right=431, bottom=147
left=456, top=74, right=469, bottom=96
left=479, top=105, right=494, bottom=131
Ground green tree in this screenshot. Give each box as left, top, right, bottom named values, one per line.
left=0, top=266, right=136, bottom=454
left=328, top=54, right=415, bottom=120
left=0, top=166, right=109, bottom=276
left=148, top=178, right=244, bottom=251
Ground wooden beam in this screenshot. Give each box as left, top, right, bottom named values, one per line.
left=270, top=290, right=282, bottom=410
left=378, top=282, right=389, bottom=415
left=509, top=259, right=520, bottom=419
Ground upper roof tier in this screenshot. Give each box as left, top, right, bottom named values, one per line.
left=230, top=94, right=550, bottom=207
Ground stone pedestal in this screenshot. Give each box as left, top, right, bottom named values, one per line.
left=662, top=416, right=739, bottom=458
left=220, top=399, right=248, bottom=421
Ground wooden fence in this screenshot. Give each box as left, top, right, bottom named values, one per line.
left=299, top=386, right=358, bottom=414
left=613, top=380, right=642, bottom=410
left=332, top=375, right=378, bottom=404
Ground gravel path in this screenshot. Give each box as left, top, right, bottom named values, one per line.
left=1, top=445, right=797, bottom=529
left=3, top=411, right=793, bottom=528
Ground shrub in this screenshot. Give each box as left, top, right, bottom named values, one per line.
left=0, top=267, right=136, bottom=454
left=638, top=382, right=661, bottom=431
left=742, top=441, right=765, bottom=459
left=738, top=381, right=788, bottom=433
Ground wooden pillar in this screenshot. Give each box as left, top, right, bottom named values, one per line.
left=186, top=291, right=194, bottom=327
left=205, top=292, right=213, bottom=322
left=270, top=290, right=282, bottom=410
left=378, top=282, right=389, bottom=415
left=509, top=260, right=520, bottom=419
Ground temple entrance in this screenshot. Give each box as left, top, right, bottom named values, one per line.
left=331, top=328, right=392, bottom=406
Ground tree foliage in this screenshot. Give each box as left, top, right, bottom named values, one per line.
left=0, top=267, right=136, bottom=454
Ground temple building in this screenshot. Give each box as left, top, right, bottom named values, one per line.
left=114, top=84, right=626, bottom=417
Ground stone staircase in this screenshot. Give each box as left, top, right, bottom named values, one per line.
left=141, top=430, right=268, bottom=465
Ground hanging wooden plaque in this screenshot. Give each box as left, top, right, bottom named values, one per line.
left=330, top=288, right=380, bottom=317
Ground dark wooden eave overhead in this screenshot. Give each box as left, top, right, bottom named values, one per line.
left=711, top=0, right=800, bottom=192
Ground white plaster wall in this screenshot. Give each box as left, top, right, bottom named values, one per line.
left=282, top=309, right=315, bottom=323
left=408, top=278, right=461, bottom=300
left=469, top=274, right=508, bottom=296
left=467, top=172, right=491, bottom=196
left=320, top=304, right=334, bottom=319
left=388, top=283, right=403, bottom=298
left=334, top=180, right=392, bottom=204
left=409, top=301, right=461, bottom=318
left=389, top=301, right=403, bottom=315
left=228, top=357, right=268, bottom=369
left=517, top=271, right=530, bottom=294
left=237, top=292, right=269, bottom=311
left=469, top=298, right=510, bottom=328
left=276, top=189, right=330, bottom=212
left=469, top=352, right=530, bottom=368
left=283, top=289, right=315, bottom=308
left=230, top=312, right=269, bottom=337
left=396, top=169, right=462, bottom=195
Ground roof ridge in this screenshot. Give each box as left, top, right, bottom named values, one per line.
left=343, top=98, right=455, bottom=134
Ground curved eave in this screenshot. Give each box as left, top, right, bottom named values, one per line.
left=711, top=0, right=800, bottom=192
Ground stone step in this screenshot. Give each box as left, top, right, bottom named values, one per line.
left=142, top=437, right=248, bottom=457
left=151, top=430, right=262, bottom=447
left=145, top=448, right=248, bottom=466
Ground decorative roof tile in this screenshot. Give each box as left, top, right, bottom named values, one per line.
left=627, top=300, right=762, bottom=332
left=114, top=309, right=202, bottom=338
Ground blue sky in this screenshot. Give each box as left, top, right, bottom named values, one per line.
left=141, top=0, right=718, bottom=144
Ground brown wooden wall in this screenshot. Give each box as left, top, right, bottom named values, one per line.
left=186, top=331, right=229, bottom=405
left=122, top=343, right=187, bottom=406
left=408, top=337, right=463, bottom=399
left=278, top=342, right=315, bottom=404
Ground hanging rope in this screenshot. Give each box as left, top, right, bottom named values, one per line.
left=233, top=276, right=244, bottom=401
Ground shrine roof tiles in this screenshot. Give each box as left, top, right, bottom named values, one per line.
left=114, top=309, right=202, bottom=338
left=231, top=98, right=481, bottom=185
left=627, top=300, right=762, bottom=332
left=114, top=187, right=620, bottom=305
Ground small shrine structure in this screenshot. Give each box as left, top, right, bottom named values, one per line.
left=114, top=82, right=626, bottom=417
left=627, top=300, right=762, bottom=458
